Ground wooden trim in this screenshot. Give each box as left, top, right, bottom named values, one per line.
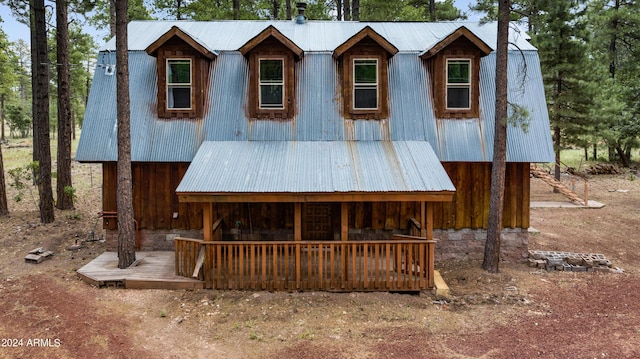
left=239, top=25, right=303, bottom=59
left=429, top=49, right=481, bottom=119
left=247, top=43, right=296, bottom=119
left=146, top=26, right=217, bottom=59
left=420, top=26, right=492, bottom=60
left=341, top=51, right=389, bottom=119
left=334, top=26, right=399, bottom=58
left=178, top=192, right=455, bottom=203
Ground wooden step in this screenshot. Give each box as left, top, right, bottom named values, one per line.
left=530, top=165, right=586, bottom=205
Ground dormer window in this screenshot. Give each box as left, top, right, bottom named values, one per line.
left=145, top=26, right=217, bottom=119
left=446, top=59, right=471, bottom=109
left=420, top=26, right=492, bottom=119
left=239, top=26, right=303, bottom=120
left=333, top=26, right=398, bottom=120
left=259, top=58, right=285, bottom=109
left=167, top=59, right=192, bottom=110
left=353, top=59, right=378, bottom=110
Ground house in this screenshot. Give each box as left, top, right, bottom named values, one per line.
left=76, top=15, right=554, bottom=291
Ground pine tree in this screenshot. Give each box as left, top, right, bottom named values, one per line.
left=116, top=0, right=136, bottom=268
left=483, top=0, right=510, bottom=273
left=530, top=0, right=592, bottom=181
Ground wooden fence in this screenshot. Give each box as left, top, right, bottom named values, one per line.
left=175, top=236, right=435, bottom=292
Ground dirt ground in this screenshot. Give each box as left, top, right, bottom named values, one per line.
left=1, top=150, right=639, bottom=358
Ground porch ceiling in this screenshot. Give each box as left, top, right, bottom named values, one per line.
left=176, top=141, right=456, bottom=203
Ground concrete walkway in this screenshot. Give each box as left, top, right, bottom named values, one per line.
left=530, top=200, right=605, bottom=209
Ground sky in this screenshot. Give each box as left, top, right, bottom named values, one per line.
left=0, top=0, right=479, bottom=47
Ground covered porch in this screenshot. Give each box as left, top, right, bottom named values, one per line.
left=175, top=141, right=455, bottom=292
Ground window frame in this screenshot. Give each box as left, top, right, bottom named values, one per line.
left=258, top=57, right=286, bottom=110
left=165, top=57, right=193, bottom=111
left=445, top=58, right=472, bottom=111
left=352, top=58, right=379, bottom=111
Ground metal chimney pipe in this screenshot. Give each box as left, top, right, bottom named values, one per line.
left=295, top=2, right=307, bottom=24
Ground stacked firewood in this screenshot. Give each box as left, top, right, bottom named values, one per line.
left=585, top=164, right=620, bottom=175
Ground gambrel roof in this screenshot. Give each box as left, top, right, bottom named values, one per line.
left=77, top=20, right=553, bottom=166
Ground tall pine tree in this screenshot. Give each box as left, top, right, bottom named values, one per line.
left=530, top=0, right=592, bottom=181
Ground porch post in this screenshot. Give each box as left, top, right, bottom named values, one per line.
left=295, top=202, right=301, bottom=289
left=203, top=202, right=213, bottom=242
left=427, top=201, right=435, bottom=288
left=426, top=202, right=433, bottom=240
left=294, top=203, right=302, bottom=241
left=420, top=201, right=426, bottom=238
left=341, top=202, right=348, bottom=241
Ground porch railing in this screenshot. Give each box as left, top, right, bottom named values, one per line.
left=175, top=236, right=436, bottom=292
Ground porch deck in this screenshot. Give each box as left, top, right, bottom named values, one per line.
left=77, top=251, right=204, bottom=289
left=175, top=236, right=436, bottom=292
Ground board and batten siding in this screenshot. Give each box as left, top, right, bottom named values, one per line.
left=102, top=162, right=530, bottom=233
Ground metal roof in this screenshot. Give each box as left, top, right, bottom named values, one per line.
left=77, top=21, right=554, bottom=164
left=176, top=141, right=455, bottom=194
left=102, top=20, right=535, bottom=53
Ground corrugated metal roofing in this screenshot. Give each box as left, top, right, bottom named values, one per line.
left=102, top=20, right=536, bottom=53
left=176, top=141, right=455, bottom=194
left=77, top=21, right=554, bottom=164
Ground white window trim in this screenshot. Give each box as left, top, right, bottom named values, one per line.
left=352, top=58, right=379, bottom=111
left=166, top=58, right=193, bottom=111
left=445, top=58, right=472, bottom=111
left=258, top=57, right=286, bottom=110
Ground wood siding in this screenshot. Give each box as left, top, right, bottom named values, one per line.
left=103, top=162, right=530, bottom=232
left=428, top=36, right=483, bottom=119
left=339, top=38, right=390, bottom=120
left=247, top=39, right=296, bottom=120
left=155, top=37, right=211, bottom=119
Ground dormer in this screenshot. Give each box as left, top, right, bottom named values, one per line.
left=334, top=26, right=398, bottom=120
left=239, top=25, right=303, bottom=120
left=146, top=26, right=217, bottom=119
left=420, top=26, right=491, bottom=119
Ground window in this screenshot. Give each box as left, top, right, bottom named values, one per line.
left=353, top=59, right=378, bottom=110
left=259, top=59, right=285, bottom=109
left=446, top=59, right=471, bottom=109
left=167, top=59, right=192, bottom=110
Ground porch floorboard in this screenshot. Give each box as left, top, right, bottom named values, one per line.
left=77, top=252, right=204, bottom=289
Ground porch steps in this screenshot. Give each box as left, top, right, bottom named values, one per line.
left=433, top=270, right=450, bottom=298
left=530, top=164, right=586, bottom=205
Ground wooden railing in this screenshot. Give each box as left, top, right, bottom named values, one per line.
left=175, top=236, right=436, bottom=292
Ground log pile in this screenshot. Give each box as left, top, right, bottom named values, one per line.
left=585, top=164, right=620, bottom=175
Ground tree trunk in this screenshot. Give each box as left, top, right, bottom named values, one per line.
left=286, top=0, right=292, bottom=20
left=1, top=94, right=5, bottom=141
left=352, top=0, right=359, bottom=21
left=0, top=143, right=8, bottom=216
left=116, top=0, right=136, bottom=268
left=272, top=0, right=280, bottom=19
left=337, top=0, right=342, bottom=21
left=233, top=0, right=240, bottom=19
left=615, top=144, right=630, bottom=168
left=31, top=0, right=55, bottom=223
left=593, top=143, right=597, bottom=160
left=110, top=0, right=116, bottom=39
left=429, top=0, right=436, bottom=21
left=553, top=125, right=561, bottom=193
left=482, top=0, right=510, bottom=273
left=343, top=0, right=351, bottom=21
left=56, top=0, right=74, bottom=210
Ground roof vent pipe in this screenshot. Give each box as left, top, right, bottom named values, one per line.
left=295, top=1, right=307, bottom=24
